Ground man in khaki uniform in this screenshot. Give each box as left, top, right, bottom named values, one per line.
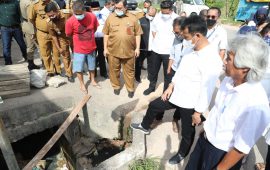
left=103, top=0, right=142, bottom=98
left=136, top=0, right=151, bottom=19
left=28, top=0, right=61, bottom=76
left=20, top=0, right=40, bottom=70
left=45, top=2, right=74, bottom=82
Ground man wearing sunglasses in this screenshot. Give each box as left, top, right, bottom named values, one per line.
left=206, top=7, right=227, bottom=61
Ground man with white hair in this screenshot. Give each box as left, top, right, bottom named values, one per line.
left=185, top=34, right=270, bottom=170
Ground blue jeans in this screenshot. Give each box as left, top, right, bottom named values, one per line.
left=1, top=26, right=27, bottom=65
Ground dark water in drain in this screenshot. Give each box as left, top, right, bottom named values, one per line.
left=0, top=127, right=60, bottom=170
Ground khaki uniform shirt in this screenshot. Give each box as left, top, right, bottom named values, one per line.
left=28, top=0, right=52, bottom=33
left=47, top=10, right=71, bottom=39
left=136, top=11, right=145, bottom=20
left=20, top=0, right=35, bottom=34
left=103, top=12, right=143, bottom=58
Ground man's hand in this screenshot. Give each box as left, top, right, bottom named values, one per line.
left=58, top=48, right=65, bottom=55
left=192, top=112, right=202, bottom=126
left=104, top=48, right=109, bottom=58
left=135, top=48, right=140, bottom=58
left=167, top=67, right=171, bottom=74
left=161, top=85, right=173, bottom=101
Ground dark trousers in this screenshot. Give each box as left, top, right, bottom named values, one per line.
left=186, top=133, right=242, bottom=170
left=1, top=26, right=27, bottom=65
left=141, top=97, right=195, bottom=156
left=147, top=51, right=172, bottom=91
left=135, top=50, right=151, bottom=80
left=266, top=145, right=270, bottom=170
left=155, top=69, right=176, bottom=120
left=95, top=37, right=107, bottom=76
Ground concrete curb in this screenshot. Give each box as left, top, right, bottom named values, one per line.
left=93, top=111, right=146, bottom=170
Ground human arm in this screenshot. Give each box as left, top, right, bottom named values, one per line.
left=52, top=36, right=64, bottom=55
left=215, top=148, right=245, bottom=170
left=135, top=35, right=140, bottom=57
left=103, top=34, right=109, bottom=57
left=152, top=31, right=156, bottom=38
left=167, top=59, right=173, bottom=74
left=219, top=49, right=226, bottom=61
left=102, top=17, right=110, bottom=57
left=161, top=82, right=174, bottom=101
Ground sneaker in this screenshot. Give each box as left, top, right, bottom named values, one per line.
left=114, top=89, right=120, bottom=95
left=143, top=88, right=155, bottom=95
left=17, top=58, right=27, bottom=64
left=67, top=77, right=75, bottom=83
left=128, top=91, right=134, bottom=98
left=168, top=153, right=184, bottom=164
left=130, top=123, right=150, bottom=135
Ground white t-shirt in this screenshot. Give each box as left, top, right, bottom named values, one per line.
left=204, top=77, right=270, bottom=154
left=151, top=12, right=179, bottom=55
left=207, top=24, right=228, bottom=56
left=169, top=44, right=223, bottom=112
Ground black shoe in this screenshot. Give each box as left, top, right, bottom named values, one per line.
left=28, top=64, right=40, bottom=70
left=114, top=89, right=120, bottom=95
left=168, top=153, right=185, bottom=164
left=47, top=73, right=55, bottom=77
left=130, top=123, right=150, bottom=135
left=143, top=88, right=155, bottom=95
left=68, top=76, right=75, bottom=83
left=128, top=91, right=134, bottom=98
left=102, top=74, right=109, bottom=79
left=135, top=77, right=141, bottom=83
left=56, top=73, right=65, bottom=77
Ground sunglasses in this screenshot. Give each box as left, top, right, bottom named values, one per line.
left=207, top=15, right=217, bottom=20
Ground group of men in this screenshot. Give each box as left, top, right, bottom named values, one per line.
left=130, top=2, right=270, bottom=170
left=2, top=0, right=270, bottom=168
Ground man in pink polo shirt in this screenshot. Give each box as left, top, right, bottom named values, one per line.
left=65, top=0, right=100, bottom=94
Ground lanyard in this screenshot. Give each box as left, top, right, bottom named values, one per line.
left=207, top=25, right=218, bottom=39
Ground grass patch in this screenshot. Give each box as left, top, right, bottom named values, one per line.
left=129, top=157, right=161, bottom=170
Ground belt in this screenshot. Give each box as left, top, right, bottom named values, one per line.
left=1, top=25, right=21, bottom=29
left=37, top=29, right=49, bottom=34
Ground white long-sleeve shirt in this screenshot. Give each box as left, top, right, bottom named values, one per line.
left=205, top=77, right=270, bottom=154
left=169, top=44, right=223, bottom=112
left=151, top=12, right=179, bottom=54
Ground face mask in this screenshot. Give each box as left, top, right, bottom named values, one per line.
left=115, top=10, right=124, bottom=17
left=93, top=11, right=100, bottom=18
left=161, top=14, right=171, bottom=21
left=49, top=15, right=56, bottom=20
left=75, top=14, right=85, bottom=20
left=109, top=6, right=114, bottom=12
left=143, top=8, right=148, bottom=13
left=146, top=15, right=154, bottom=21
left=175, top=34, right=183, bottom=41
left=206, top=19, right=216, bottom=27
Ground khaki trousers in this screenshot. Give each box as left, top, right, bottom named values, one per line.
left=58, top=37, right=72, bottom=77
left=24, top=33, right=37, bottom=60
left=36, top=30, right=61, bottom=74
left=108, top=56, right=135, bottom=92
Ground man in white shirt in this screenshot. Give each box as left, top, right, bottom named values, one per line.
left=100, top=0, right=115, bottom=20
left=206, top=7, right=227, bottom=60
left=90, top=1, right=108, bottom=78
left=185, top=34, right=270, bottom=170
left=131, top=16, right=223, bottom=164
left=143, top=0, right=179, bottom=95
